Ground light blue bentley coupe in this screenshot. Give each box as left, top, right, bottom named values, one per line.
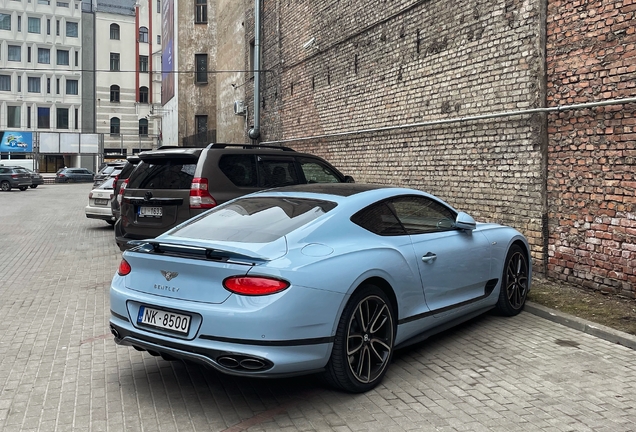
left=109, top=183, right=531, bottom=393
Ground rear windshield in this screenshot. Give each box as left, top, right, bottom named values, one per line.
left=171, top=197, right=337, bottom=243
left=128, top=160, right=196, bottom=190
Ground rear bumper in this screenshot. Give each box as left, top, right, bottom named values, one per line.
left=85, top=205, right=115, bottom=221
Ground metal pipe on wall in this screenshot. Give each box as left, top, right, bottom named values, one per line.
left=248, top=0, right=261, bottom=141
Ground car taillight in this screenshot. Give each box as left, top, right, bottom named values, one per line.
left=89, top=192, right=93, bottom=199
left=190, top=177, right=217, bottom=209
left=223, top=276, right=290, bottom=296
left=117, top=179, right=128, bottom=204
left=118, top=259, right=131, bottom=276
left=11, top=174, right=18, bottom=179
left=113, top=174, right=119, bottom=189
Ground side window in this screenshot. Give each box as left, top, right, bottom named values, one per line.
left=218, top=154, right=257, bottom=187
left=351, top=203, right=406, bottom=236
left=258, top=157, right=298, bottom=188
left=298, top=158, right=341, bottom=183
left=390, top=196, right=457, bottom=234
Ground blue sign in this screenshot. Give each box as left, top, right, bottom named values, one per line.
left=0, top=131, right=33, bottom=153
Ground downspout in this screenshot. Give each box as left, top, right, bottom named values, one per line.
left=248, top=0, right=261, bottom=141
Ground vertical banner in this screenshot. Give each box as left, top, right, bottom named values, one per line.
left=161, top=0, right=175, bottom=105
left=0, top=131, right=33, bottom=153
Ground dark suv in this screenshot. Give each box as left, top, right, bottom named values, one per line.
left=111, top=155, right=142, bottom=221
left=115, top=143, right=353, bottom=250
left=0, top=166, right=32, bottom=191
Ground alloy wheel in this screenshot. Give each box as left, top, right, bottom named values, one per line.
left=505, top=251, right=528, bottom=309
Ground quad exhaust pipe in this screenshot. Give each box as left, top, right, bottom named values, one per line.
left=217, top=356, right=269, bottom=371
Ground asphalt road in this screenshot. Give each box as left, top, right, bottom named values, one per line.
left=1, top=183, right=635, bottom=431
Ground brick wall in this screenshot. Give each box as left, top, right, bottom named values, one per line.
left=246, top=0, right=548, bottom=270
left=546, top=0, right=636, bottom=297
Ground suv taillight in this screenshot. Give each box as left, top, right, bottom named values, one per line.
left=117, top=179, right=128, bottom=204
left=113, top=174, right=119, bottom=189
left=190, top=177, right=217, bottom=209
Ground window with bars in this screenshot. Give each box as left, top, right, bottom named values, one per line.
left=110, top=53, right=120, bottom=71
left=38, top=48, right=50, bottom=64
left=28, top=17, right=40, bottom=33
left=28, top=77, right=41, bottom=93
left=195, top=0, right=207, bottom=23
left=195, top=54, right=208, bottom=84
left=66, top=79, right=78, bottom=95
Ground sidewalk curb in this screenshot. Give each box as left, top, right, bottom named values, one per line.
left=525, top=301, right=636, bottom=351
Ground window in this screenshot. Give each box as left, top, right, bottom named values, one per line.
left=27, top=106, right=31, bottom=128
left=38, top=107, right=50, bottom=128
left=195, top=115, right=207, bottom=134
left=28, top=17, right=40, bottom=33
left=110, top=117, right=120, bottom=135
left=139, top=55, right=148, bottom=72
left=195, top=0, right=207, bottom=23
left=74, top=108, right=78, bottom=130
left=195, top=54, right=207, bottom=84
left=157, top=34, right=161, bottom=44
left=157, top=0, right=160, bottom=11
left=110, top=53, right=120, bottom=71
left=57, top=108, right=69, bottom=129
left=110, top=23, right=119, bottom=40
left=110, top=85, right=120, bottom=102
left=56, top=20, right=60, bottom=36
left=66, top=79, right=78, bottom=95
left=299, top=158, right=341, bottom=183
left=8, top=106, right=21, bottom=128
left=0, top=13, right=11, bottom=31
left=27, top=47, right=32, bottom=62
left=38, top=0, right=51, bottom=4
left=139, top=118, right=148, bottom=136
left=56, top=78, right=59, bottom=94
left=57, top=49, right=69, bottom=65
left=47, top=19, right=50, bottom=35
left=28, top=77, right=41, bottom=93
left=0, top=75, right=10, bottom=91
left=66, top=22, right=78, bottom=37
left=57, top=2, right=69, bottom=7
left=38, top=48, right=50, bottom=64
left=17, top=76, right=21, bottom=92
left=74, top=51, right=78, bottom=67
left=8, top=45, right=21, bottom=62
left=47, top=78, right=50, bottom=93
left=139, top=86, right=148, bottom=103
left=17, top=15, right=21, bottom=32
left=138, top=26, right=148, bottom=43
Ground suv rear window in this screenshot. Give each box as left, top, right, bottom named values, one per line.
left=172, top=197, right=337, bottom=243
left=128, top=160, right=197, bottom=189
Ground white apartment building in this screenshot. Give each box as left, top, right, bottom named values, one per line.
left=94, top=0, right=162, bottom=160
left=0, top=0, right=84, bottom=170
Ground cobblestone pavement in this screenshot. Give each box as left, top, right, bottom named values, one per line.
left=1, top=184, right=636, bottom=432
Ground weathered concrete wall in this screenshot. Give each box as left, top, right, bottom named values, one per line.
left=546, top=0, right=636, bottom=297
left=246, top=0, right=547, bottom=270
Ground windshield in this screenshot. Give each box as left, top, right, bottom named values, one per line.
left=171, top=197, right=337, bottom=243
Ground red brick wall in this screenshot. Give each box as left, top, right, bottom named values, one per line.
left=546, top=0, right=636, bottom=296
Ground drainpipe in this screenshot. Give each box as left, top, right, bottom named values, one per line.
left=248, top=0, right=261, bottom=141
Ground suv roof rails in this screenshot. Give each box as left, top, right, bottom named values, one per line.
left=156, top=145, right=181, bottom=149
left=205, top=143, right=296, bottom=152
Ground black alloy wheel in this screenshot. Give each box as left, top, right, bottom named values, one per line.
left=1, top=181, right=11, bottom=192
left=19, top=186, right=28, bottom=191
left=30, top=185, right=38, bottom=188
left=324, top=285, right=395, bottom=393
left=495, top=244, right=529, bottom=316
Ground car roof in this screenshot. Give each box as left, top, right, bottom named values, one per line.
left=138, top=147, right=202, bottom=159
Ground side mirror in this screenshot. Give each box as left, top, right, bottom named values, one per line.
left=455, top=212, right=476, bottom=230
left=344, top=175, right=355, bottom=183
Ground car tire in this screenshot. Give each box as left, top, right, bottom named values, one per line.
left=324, top=284, right=395, bottom=393
left=1, top=181, right=11, bottom=192
left=30, top=185, right=38, bottom=188
left=494, top=244, right=529, bottom=316
left=19, top=186, right=28, bottom=191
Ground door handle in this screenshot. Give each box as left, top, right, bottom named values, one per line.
left=421, top=252, right=437, bottom=263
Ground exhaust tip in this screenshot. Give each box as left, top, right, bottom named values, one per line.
left=110, top=325, right=120, bottom=338
left=239, top=358, right=266, bottom=371
left=217, top=356, right=240, bottom=369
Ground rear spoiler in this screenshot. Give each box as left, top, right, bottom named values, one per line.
left=127, top=240, right=266, bottom=265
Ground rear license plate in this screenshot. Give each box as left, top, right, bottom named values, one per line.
left=137, top=306, right=191, bottom=334
left=94, top=198, right=109, bottom=205
left=139, top=206, right=163, bottom=217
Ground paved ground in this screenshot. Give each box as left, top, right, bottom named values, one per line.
left=1, top=183, right=636, bottom=432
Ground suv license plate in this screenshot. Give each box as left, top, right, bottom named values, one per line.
left=139, top=206, right=162, bottom=217
left=137, top=306, right=191, bottom=334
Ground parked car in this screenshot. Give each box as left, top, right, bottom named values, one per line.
left=0, top=166, right=32, bottom=191
left=14, top=167, right=44, bottom=188
left=114, top=143, right=354, bottom=251
left=111, top=156, right=141, bottom=222
left=85, top=177, right=117, bottom=225
left=55, top=168, right=95, bottom=183
left=93, top=160, right=126, bottom=188
left=109, top=183, right=531, bottom=393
